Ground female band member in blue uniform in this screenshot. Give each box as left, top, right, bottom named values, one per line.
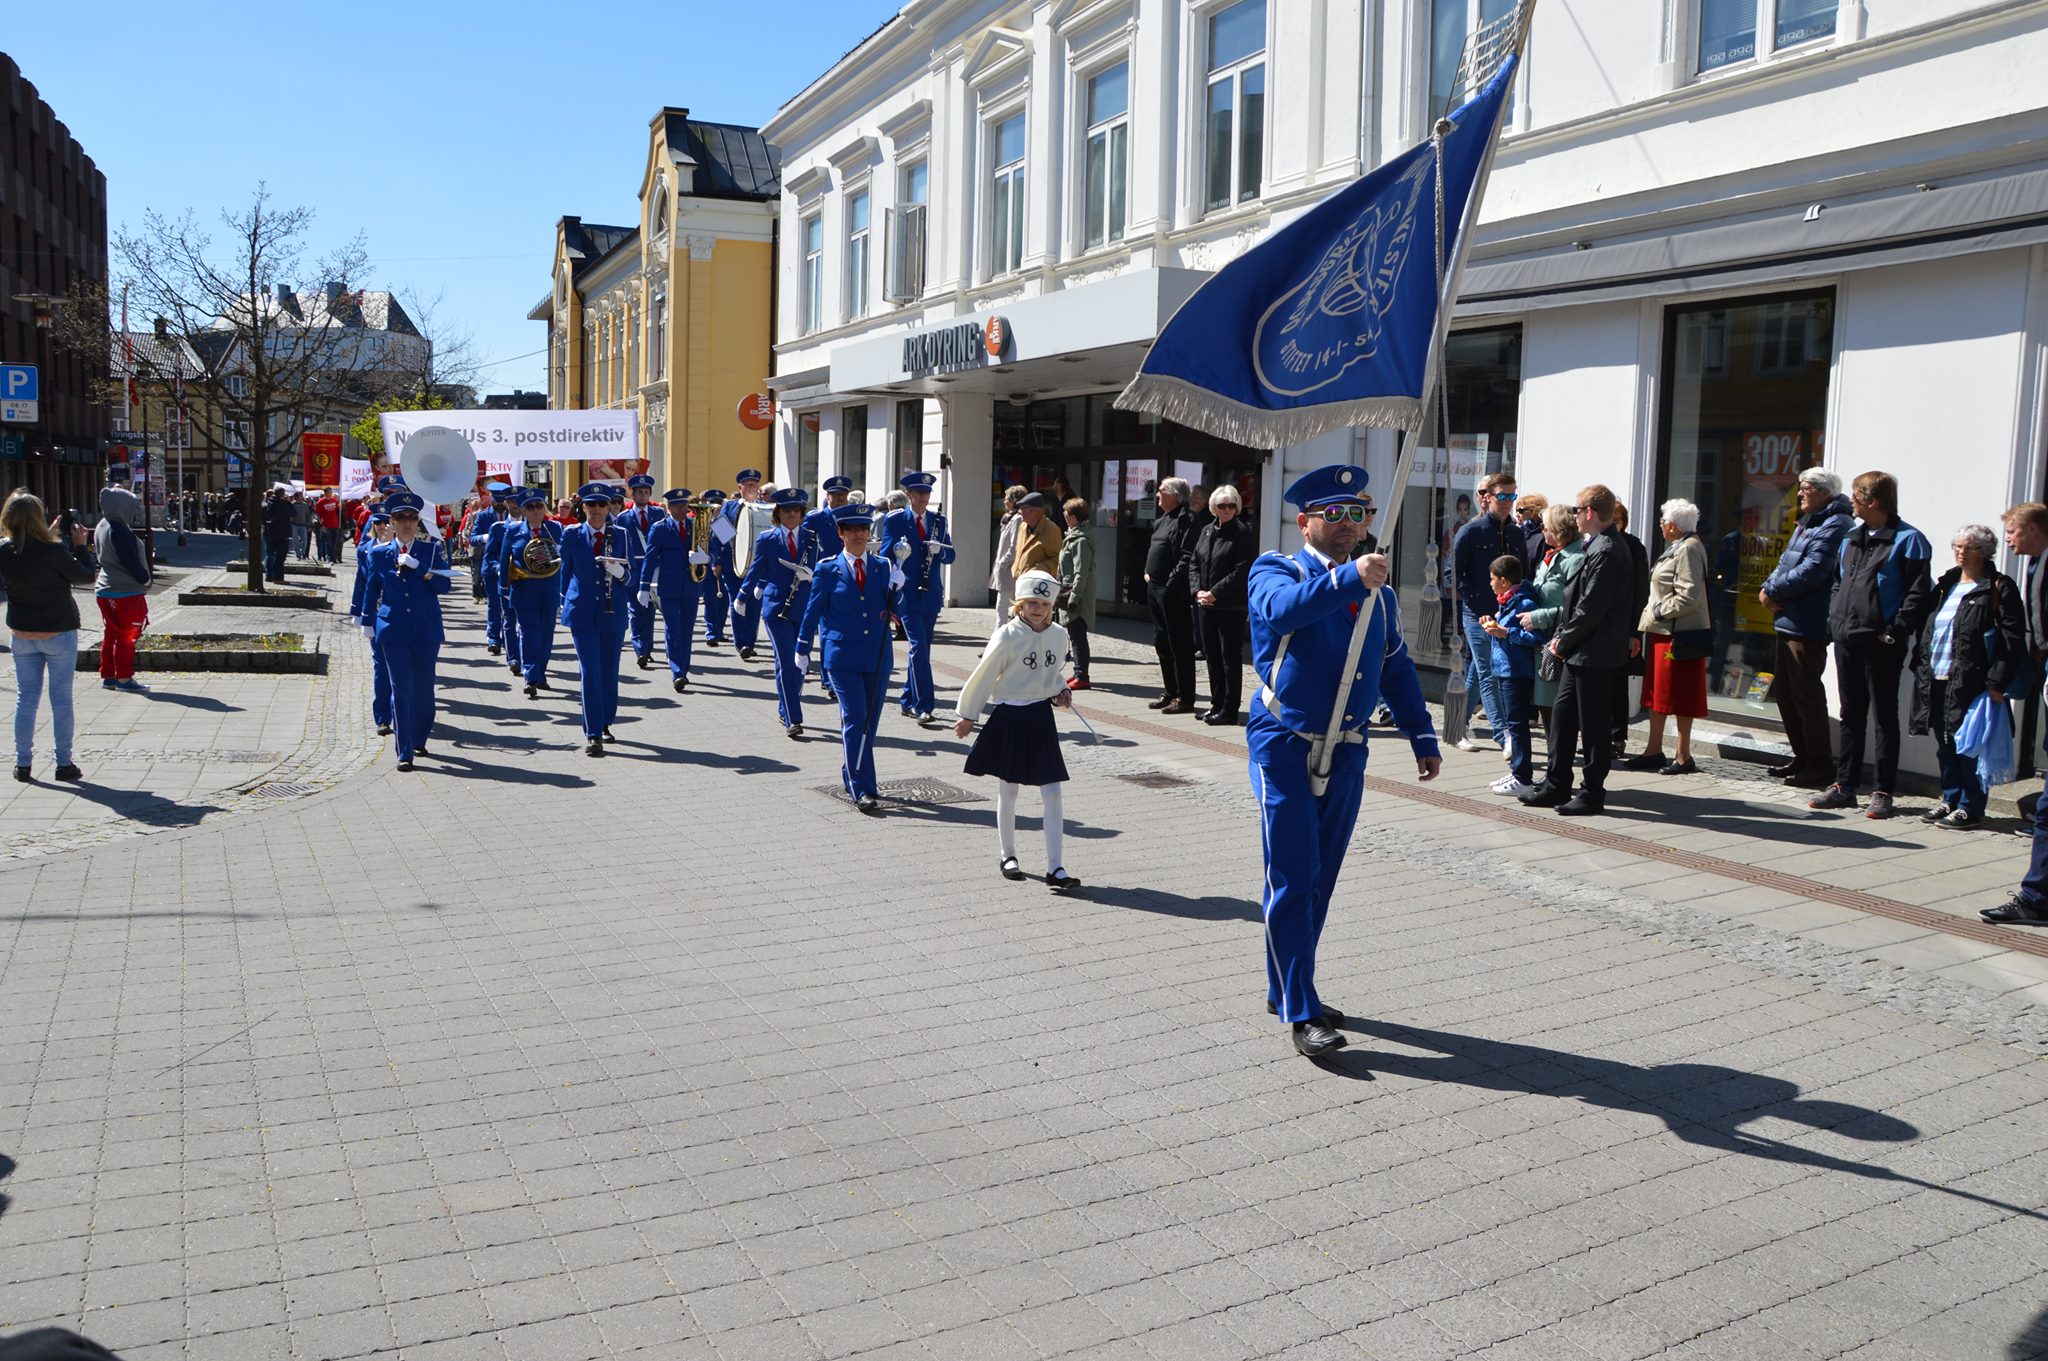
left=616, top=474, right=666, bottom=669
left=348, top=510, right=395, bottom=736
left=951, top=569, right=1079, bottom=889
left=697, top=489, right=730, bottom=648
left=499, top=490, right=564, bottom=700
left=635, top=488, right=711, bottom=694
left=797, top=503, right=898, bottom=812
left=740, top=487, right=814, bottom=738
left=560, top=482, right=631, bottom=757
left=359, top=492, right=450, bottom=771
left=880, top=470, right=956, bottom=722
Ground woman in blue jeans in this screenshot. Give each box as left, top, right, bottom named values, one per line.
left=0, top=489, right=97, bottom=782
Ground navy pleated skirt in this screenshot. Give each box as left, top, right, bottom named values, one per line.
left=964, top=700, right=1069, bottom=786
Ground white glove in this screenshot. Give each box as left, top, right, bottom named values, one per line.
left=927, top=541, right=943, bottom=557
left=891, top=539, right=912, bottom=563
left=751, top=585, right=763, bottom=601
left=604, top=559, right=627, bottom=580
left=888, top=563, right=906, bottom=591
left=636, top=589, right=651, bottom=608
left=688, top=549, right=710, bottom=566
left=789, top=563, right=814, bottom=583
left=795, top=647, right=810, bottom=672
left=732, top=596, right=747, bottom=617
left=397, top=552, right=418, bottom=570
left=360, top=623, right=374, bottom=642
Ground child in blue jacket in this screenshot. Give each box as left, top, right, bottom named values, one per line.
left=1482, top=554, right=1546, bottom=794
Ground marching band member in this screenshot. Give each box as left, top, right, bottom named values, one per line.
left=880, top=471, right=955, bottom=722
left=500, top=491, right=565, bottom=700
left=349, top=510, right=395, bottom=736
left=635, top=488, right=711, bottom=694
left=617, top=473, right=666, bottom=670
left=717, top=469, right=772, bottom=660
left=803, top=477, right=852, bottom=701
left=739, top=487, right=813, bottom=738
left=1248, top=465, right=1439, bottom=1058
left=469, top=484, right=512, bottom=650
left=797, top=503, right=899, bottom=812
left=560, top=482, right=632, bottom=757
left=951, top=570, right=1080, bottom=890
left=699, top=489, right=731, bottom=648
left=485, top=505, right=521, bottom=676
left=359, top=492, right=450, bottom=771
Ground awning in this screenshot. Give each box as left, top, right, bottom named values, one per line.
left=1457, top=162, right=2048, bottom=316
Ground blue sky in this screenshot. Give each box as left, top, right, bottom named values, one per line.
left=9, top=0, right=892, bottom=396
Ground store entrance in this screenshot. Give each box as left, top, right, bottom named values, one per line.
left=991, top=393, right=1263, bottom=619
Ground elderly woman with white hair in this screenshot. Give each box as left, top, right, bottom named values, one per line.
left=1190, top=483, right=1257, bottom=724
left=1908, top=524, right=2025, bottom=829
left=1759, top=467, right=1855, bottom=787
left=1621, top=497, right=1712, bottom=775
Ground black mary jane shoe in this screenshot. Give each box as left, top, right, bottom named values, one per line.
left=1268, top=999, right=1346, bottom=1028
left=1292, top=1021, right=1348, bottom=1058
left=396, top=759, right=415, bottom=772
left=585, top=739, right=605, bottom=758
left=376, top=724, right=394, bottom=736
left=999, top=856, right=1025, bottom=881
left=1045, top=868, right=1081, bottom=892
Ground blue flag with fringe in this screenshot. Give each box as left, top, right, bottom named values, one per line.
left=1116, top=54, right=1519, bottom=449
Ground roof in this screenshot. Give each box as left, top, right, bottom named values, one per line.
left=110, top=332, right=204, bottom=381
left=218, top=287, right=423, bottom=336
left=564, top=219, right=638, bottom=265
left=661, top=109, right=782, bottom=200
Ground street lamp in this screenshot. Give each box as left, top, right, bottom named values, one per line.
left=11, top=292, right=67, bottom=510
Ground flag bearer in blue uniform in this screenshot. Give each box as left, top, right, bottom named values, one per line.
left=804, top=476, right=853, bottom=701
left=797, top=503, right=899, bottom=812
left=1249, top=465, right=1441, bottom=1058
left=349, top=510, right=395, bottom=736
left=698, top=489, right=730, bottom=647
left=635, top=488, right=710, bottom=694
left=560, top=483, right=631, bottom=757
left=616, top=473, right=666, bottom=669
left=360, top=492, right=451, bottom=772
left=740, top=487, right=814, bottom=738
left=717, top=469, right=768, bottom=659
left=500, top=491, right=564, bottom=700
left=470, top=483, right=512, bottom=650
left=879, top=470, right=955, bottom=722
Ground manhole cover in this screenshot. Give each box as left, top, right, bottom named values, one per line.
left=813, top=777, right=986, bottom=806
left=246, top=782, right=319, bottom=799
left=1116, top=772, right=1196, bottom=789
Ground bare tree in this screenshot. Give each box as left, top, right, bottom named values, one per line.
left=381, top=286, right=481, bottom=406
left=112, top=185, right=372, bottom=591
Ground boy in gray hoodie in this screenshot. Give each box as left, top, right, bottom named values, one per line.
left=94, top=485, right=153, bottom=691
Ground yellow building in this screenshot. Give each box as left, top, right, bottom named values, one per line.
left=530, top=108, right=779, bottom=495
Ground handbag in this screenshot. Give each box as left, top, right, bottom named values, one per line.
left=1537, top=645, right=1563, bottom=684
left=1670, top=627, right=1715, bottom=661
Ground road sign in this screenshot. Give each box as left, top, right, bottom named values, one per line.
left=0, top=363, right=37, bottom=424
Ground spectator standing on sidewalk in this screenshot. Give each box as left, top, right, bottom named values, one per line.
left=990, top=486, right=1026, bottom=614
left=1, top=490, right=95, bottom=783
left=1057, top=497, right=1096, bottom=691
left=1192, top=484, right=1256, bottom=725
left=1451, top=472, right=1520, bottom=751
left=1985, top=502, right=2048, bottom=922
left=1621, top=499, right=1711, bottom=776
left=92, top=486, right=153, bottom=694
left=1810, top=471, right=1933, bottom=819
left=1609, top=500, right=1652, bottom=762
left=1909, top=525, right=2022, bottom=831
left=1760, top=469, right=1854, bottom=787
left=1514, top=493, right=1549, bottom=571
left=1521, top=501, right=1586, bottom=728
left=1143, top=478, right=1200, bottom=715
left=1481, top=555, right=1544, bottom=795
left=315, top=488, right=342, bottom=564
left=290, top=491, right=314, bottom=560
left=1522, top=486, right=1633, bottom=816
left=262, top=486, right=293, bottom=582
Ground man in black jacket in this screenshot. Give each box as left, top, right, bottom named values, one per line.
left=1522, top=485, right=1632, bottom=815
left=1608, top=500, right=1653, bottom=758
left=262, top=487, right=295, bottom=583
left=1144, top=477, right=1200, bottom=714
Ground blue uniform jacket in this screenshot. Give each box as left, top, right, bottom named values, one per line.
left=800, top=507, right=842, bottom=567
left=1761, top=492, right=1852, bottom=640
left=468, top=507, right=503, bottom=580
left=349, top=538, right=386, bottom=617
left=1485, top=583, right=1546, bottom=681
left=484, top=519, right=514, bottom=588
left=635, top=515, right=707, bottom=601
left=796, top=551, right=895, bottom=674
left=878, top=508, right=954, bottom=612
left=616, top=503, right=666, bottom=572
left=1247, top=548, right=1438, bottom=757
left=497, top=519, right=564, bottom=591
left=559, top=522, right=630, bottom=631
left=741, top=523, right=812, bottom=619
left=360, top=536, right=450, bottom=646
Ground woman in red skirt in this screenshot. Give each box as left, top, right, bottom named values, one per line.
left=1623, top=498, right=1712, bottom=775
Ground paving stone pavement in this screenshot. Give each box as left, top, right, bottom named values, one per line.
left=1, top=586, right=2044, bottom=1361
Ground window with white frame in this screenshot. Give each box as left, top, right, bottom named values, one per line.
left=1204, top=0, right=1266, bottom=212
left=800, top=214, right=825, bottom=334
left=1699, top=0, right=1836, bottom=74
left=225, top=419, right=250, bottom=452
left=1083, top=63, right=1129, bottom=249
left=888, top=162, right=928, bottom=303
left=224, top=374, right=248, bottom=400
left=845, top=190, right=872, bottom=320
left=1429, top=0, right=1515, bottom=124
left=988, top=113, right=1027, bottom=277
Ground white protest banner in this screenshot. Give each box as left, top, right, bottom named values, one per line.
left=340, top=458, right=373, bottom=499
left=377, top=408, right=638, bottom=480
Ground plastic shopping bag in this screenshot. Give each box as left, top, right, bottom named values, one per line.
left=1955, top=692, right=2016, bottom=790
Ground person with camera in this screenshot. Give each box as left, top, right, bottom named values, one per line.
left=1, top=490, right=97, bottom=783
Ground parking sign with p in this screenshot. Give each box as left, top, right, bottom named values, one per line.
left=0, top=364, right=38, bottom=424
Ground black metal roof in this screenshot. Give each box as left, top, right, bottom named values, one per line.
left=663, top=110, right=781, bottom=200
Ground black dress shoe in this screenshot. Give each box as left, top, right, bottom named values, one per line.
left=1766, top=761, right=1799, bottom=779
left=1519, top=785, right=1570, bottom=808
left=1657, top=759, right=1698, bottom=776
left=11, top=766, right=28, bottom=783
left=999, top=856, right=1025, bottom=881
left=1204, top=711, right=1239, bottom=726
left=525, top=684, right=538, bottom=700
left=414, top=745, right=430, bottom=758
left=53, top=764, right=83, bottom=782
left=1619, top=751, right=1667, bottom=772
left=1267, top=999, right=1345, bottom=1027
left=585, top=739, right=604, bottom=758
left=1147, top=696, right=1173, bottom=710
left=488, top=645, right=502, bottom=656
left=1981, top=896, right=2048, bottom=925
left=636, top=655, right=650, bottom=669
left=786, top=724, right=803, bottom=739
left=740, top=647, right=758, bottom=662
left=396, top=759, right=415, bottom=772
left=674, top=678, right=687, bottom=694
left=856, top=795, right=881, bottom=814
left=1557, top=793, right=1605, bottom=816
left=509, top=663, right=521, bottom=674
left=1292, top=1021, right=1348, bottom=1058
left=376, top=724, right=394, bottom=736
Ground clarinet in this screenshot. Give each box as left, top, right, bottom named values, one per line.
left=774, top=522, right=816, bottom=624
left=597, top=523, right=616, bottom=616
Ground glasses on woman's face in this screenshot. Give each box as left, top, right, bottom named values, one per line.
left=1318, top=504, right=1372, bottom=524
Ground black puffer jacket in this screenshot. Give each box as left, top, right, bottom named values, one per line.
left=0, top=536, right=97, bottom=632
left=1909, top=567, right=2025, bottom=737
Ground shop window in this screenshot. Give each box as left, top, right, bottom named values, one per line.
left=1083, top=63, right=1129, bottom=249
left=1204, top=0, right=1266, bottom=212
left=1657, top=290, right=1835, bottom=709
left=988, top=114, right=1027, bottom=277
left=1699, top=0, right=1836, bottom=75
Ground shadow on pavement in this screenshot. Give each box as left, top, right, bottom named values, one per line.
left=1340, top=1018, right=2047, bottom=1223
left=7, top=911, right=256, bottom=923
left=1071, top=882, right=1257, bottom=921
left=421, top=752, right=594, bottom=788
left=0, top=1152, right=13, bottom=1219
left=2009, top=1303, right=2048, bottom=1359
left=133, top=690, right=241, bottom=714
left=47, top=784, right=224, bottom=829
left=1597, top=788, right=1901, bottom=849
left=604, top=745, right=799, bottom=776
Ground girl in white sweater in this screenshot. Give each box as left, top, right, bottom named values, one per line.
left=952, top=569, right=1080, bottom=890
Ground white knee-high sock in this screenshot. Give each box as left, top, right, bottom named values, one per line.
left=996, top=781, right=1020, bottom=860
left=1041, top=782, right=1065, bottom=871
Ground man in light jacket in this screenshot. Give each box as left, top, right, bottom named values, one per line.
left=93, top=485, right=154, bottom=693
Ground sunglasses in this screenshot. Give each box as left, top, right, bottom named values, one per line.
left=1316, top=504, right=1373, bottom=524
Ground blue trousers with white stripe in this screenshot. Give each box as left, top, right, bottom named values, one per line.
left=1247, top=711, right=1369, bottom=1024
left=826, top=662, right=888, bottom=800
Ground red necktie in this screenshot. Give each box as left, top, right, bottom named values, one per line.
left=787, top=530, right=796, bottom=559
left=855, top=558, right=866, bottom=591
left=913, top=515, right=925, bottom=542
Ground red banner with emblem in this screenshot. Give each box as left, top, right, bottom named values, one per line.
left=302, top=432, right=345, bottom=488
